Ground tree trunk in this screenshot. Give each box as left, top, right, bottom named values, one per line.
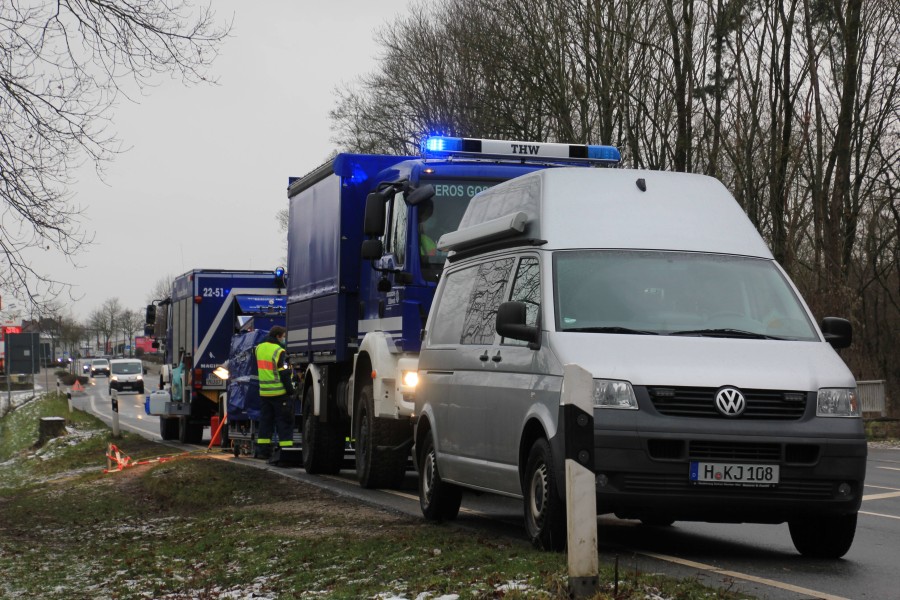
left=38, top=417, right=67, bottom=445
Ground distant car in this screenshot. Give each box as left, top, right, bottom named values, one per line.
left=109, top=358, right=144, bottom=394
left=90, top=358, right=110, bottom=377
left=82, top=360, right=92, bottom=374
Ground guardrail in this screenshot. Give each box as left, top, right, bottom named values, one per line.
left=858, top=380, right=886, bottom=417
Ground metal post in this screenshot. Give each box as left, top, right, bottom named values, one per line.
left=67, top=391, right=72, bottom=413
left=561, top=364, right=599, bottom=598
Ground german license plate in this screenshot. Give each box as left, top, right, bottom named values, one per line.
left=206, top=375, right=223, bottom=387
left=690, top=462, right=779, bottom=487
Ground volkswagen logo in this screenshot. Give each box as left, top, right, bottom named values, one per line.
left=715, top=387, right=746, bottom=417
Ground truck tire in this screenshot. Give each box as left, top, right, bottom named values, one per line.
left=160, top=417, right=178, bottom=440
left=354, top=382, right=407, bottom=489
left=789, top=513, right=857, bottom=558
left=523, top=438, right=566, bottom=551
left=418, top=433, right=461, bottom=521
left=178, top=417, right=203, bottom=444
left=301, top=386, right=343, bottom=474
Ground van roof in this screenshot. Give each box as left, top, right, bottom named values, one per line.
left=452, top=168, right=773, bottom=259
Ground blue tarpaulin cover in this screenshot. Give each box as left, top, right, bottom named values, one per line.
left=225, top=329, right=270, bottom=422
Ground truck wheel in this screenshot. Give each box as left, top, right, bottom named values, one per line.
left=301, top=386, right=343, bottom=474
left=159, top=417, right=178, bottom=440
left=355, top=382, right=407, bottom=489
left=523, top=438, right=566, bottom=551
left=789, top=513, right=857, bottom=558
left=418, top=433, right=461, bottom=521
left=178, top=417, right=203, bottom=444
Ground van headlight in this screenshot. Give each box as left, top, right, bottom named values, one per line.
left=816, top=388, right=860, bottom=417
left=136, top=374, right=143, bottom=381
left=110, top=376, right=118, bottom=383
left=593, top=379, right=638, bottom=409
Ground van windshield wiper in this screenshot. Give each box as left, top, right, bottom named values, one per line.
left=563, top=326, right=659, bottom=335
left=668, top=328, right=784, bottom=340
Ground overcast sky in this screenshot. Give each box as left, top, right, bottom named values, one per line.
left=14, top=0, right=413, bottom=322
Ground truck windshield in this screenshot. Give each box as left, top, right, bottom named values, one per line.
left=418, top=179, right=498, bottom=280
left=553, top=250, right=818, bottom=340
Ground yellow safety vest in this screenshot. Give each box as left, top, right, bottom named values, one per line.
left=256, top=341, right=287, bottom=397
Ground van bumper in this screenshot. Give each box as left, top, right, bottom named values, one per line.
left=593, top=429, right=867, bottom=523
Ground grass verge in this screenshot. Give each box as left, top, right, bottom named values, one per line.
left=0, top=393, right=752, bottom=599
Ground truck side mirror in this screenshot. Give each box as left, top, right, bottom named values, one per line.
left=406, top=184, right=435, bottom=206
left=364, top=192, right=388, bottom=235
left=361, top=239, right=383, bottom=260
left=151, top=341, right=160, bottom=349
left=821, top=317, right=852, bottom=349
left=496, top=301, right=540, bottom=349
left=145, top=304, right=156, bottom=325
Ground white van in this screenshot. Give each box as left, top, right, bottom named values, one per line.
left=414, top=168, right=865, bottom=558
left=109, top=358, right=145, bottom=394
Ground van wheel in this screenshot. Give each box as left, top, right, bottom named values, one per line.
left=355, top=382, right=407, bottom=489
left=789, top=513, right=857, bottom=558
left=524, top=438, right=566, bottom=551
left=418, top=433, right=461, bottom=521
left=159, top=417, right=178, bottom=440
left=301, top=386, right=343, bottom=474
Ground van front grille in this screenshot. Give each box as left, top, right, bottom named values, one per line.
left=647, top=387, right=807, bottom=420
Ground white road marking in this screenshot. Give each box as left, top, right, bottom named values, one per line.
left=860, top=510, right=900, bottom=521
left=638, top=552, right=850, bottom=600
left=862, top=491, right=900, bottom=501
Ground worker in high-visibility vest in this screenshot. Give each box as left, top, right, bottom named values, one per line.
left=255, top=325, right=294, bottom=466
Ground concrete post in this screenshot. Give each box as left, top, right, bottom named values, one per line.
left=110, top=388, right=121, bottom=438
left=561, top=364, right=598, bottom=598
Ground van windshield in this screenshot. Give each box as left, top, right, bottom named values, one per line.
left=553, top=250, right=818, bottom=340
left=111, top=362, right=141, bottom=374
left=92, top=359, right=109, bottom=367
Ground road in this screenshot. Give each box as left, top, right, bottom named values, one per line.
left=69, top=372, right=900, bottom=600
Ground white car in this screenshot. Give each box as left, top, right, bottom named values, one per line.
left=109, top=359, right=145, bottom=394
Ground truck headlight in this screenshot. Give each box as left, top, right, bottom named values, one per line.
left=593, top=379, right=638, bottom=409
left=816, top=388, right=860, bottom=417
left=402, top=370, right=419, bottom=388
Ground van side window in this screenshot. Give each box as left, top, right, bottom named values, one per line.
left=430, top=266, right=478, bottom=344
left=503, top=256, right=540, bottom=346
left=461, top=258, right=515, bottom=345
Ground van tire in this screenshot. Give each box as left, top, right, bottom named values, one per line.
left=418, top=434, right=461, bottom=521
left=160, top=417, right=178, bottom=440
left=355, top=382, right=407, bottom=489
left=523, top=438, right=566, bottom=551
left=789, top=513, right=857, bottom=558
left=301, top=386, right=343, bottom=475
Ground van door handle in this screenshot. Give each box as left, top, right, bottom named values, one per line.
left=479, top=350, right=489, bottom=362
left=491, top=351, right=502, bottom=363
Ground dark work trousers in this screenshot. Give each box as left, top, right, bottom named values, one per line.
left=259, top=394, right=293, bottom=448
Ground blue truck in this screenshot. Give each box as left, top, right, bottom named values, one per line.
left=286, top=136, right=619, bottom=487
left=146, top=269, right=287, bottom=443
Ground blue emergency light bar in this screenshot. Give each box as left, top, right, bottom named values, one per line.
left=421, top=135, right=621, bottom=165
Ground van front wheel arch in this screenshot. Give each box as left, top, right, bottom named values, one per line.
left=523, top=438, right=566, bottom=551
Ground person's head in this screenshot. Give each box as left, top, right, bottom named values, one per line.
left=269, top=325, right=287, bottom=345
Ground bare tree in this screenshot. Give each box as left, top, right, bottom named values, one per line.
left=0, top=0, right=229, bottom=311
left=119, top=309, right=145, bottom=357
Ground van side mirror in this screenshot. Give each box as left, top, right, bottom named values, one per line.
left=496, top=301, right=540, bottom=349
left=364, top=191, right=388, bottom=235
left=821, top=317, right=852, bottom=349
left=361, top=239, right=384, bottom=260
